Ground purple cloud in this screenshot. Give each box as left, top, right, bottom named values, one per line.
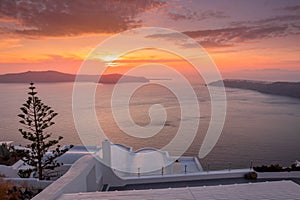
left=146, top=25, right=291, bottom=48
left=0, top=0, right=165, bottom=37
left=167, top=9, right=228, bottom=21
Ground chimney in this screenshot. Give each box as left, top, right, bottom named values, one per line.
left=102, top=139, right=111, bottom=166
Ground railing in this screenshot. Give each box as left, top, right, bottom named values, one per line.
left=130, top=159, right=300, bottom=177
left=200, top=159, right=299, bottom=172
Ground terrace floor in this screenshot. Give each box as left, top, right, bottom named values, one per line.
left=58, top=180, right=300, bottom=200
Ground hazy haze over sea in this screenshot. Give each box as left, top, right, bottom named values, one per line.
left=1, top=81, right=300, bottom=170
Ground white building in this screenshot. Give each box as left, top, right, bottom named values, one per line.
left=2, top=140, right=300, bottom=200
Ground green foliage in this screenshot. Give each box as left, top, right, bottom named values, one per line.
left=0, top=179, right=36, bottom=199
left=291, top=164, right=300, bottom=171
left=254, top=164, right=283, bottom=172
left=0, top=143, right=10, bottom=161
left=244, top=172, right=257, bottom=180
left=0, top=144, right=20, bottom=165
left=18, top=83, right=72, bottom=180
left=253, top=163, right=300, bottom=172
left=18, top=169, right=31, bottom=178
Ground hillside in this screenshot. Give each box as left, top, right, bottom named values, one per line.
left=210, top=79, right=300, bottom=99
left=0, top=71, right=149, bottom=84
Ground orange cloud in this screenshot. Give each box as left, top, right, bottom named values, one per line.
left=101, top=49, right=204, bottom=84
left=0, top=55, right=82, bottom=74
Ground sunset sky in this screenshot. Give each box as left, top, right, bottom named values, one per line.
left=0, top=0, right=299, bottom=80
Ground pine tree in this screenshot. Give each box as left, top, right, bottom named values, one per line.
left=18, top=83, right=72, bottom=180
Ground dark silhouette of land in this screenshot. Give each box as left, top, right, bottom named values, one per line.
left=210, top=79, right=300, bottom=99
left=0, top=71, right=149, bottom=84
left=99, top=73, right=149, bottom=84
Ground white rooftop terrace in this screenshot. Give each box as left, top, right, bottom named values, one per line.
left=57, top=180, right=300, bottom=200
left=30, top=140, right=300, bottom=199
left=57, top=140, right=203, bottom=177
left=98, top=141, right=203, bottom=176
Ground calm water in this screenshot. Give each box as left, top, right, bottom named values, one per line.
left=1, top=82, right=300, bottom=170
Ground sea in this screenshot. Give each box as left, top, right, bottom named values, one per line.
left=1, top=81, right=300, bottom=170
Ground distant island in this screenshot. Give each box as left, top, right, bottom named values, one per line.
left=210, top=79, right=300, bottom=99
left=0, top=71, right=149, bottom=84
left=99, top=73, right=149, bottom=84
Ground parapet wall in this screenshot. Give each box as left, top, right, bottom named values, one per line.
left=33, top=155, right=102, bottom=200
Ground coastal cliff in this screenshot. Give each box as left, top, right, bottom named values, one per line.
left=210, top=79, right=300, bottom=99
left=0, top=71, right=149, bottom=84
